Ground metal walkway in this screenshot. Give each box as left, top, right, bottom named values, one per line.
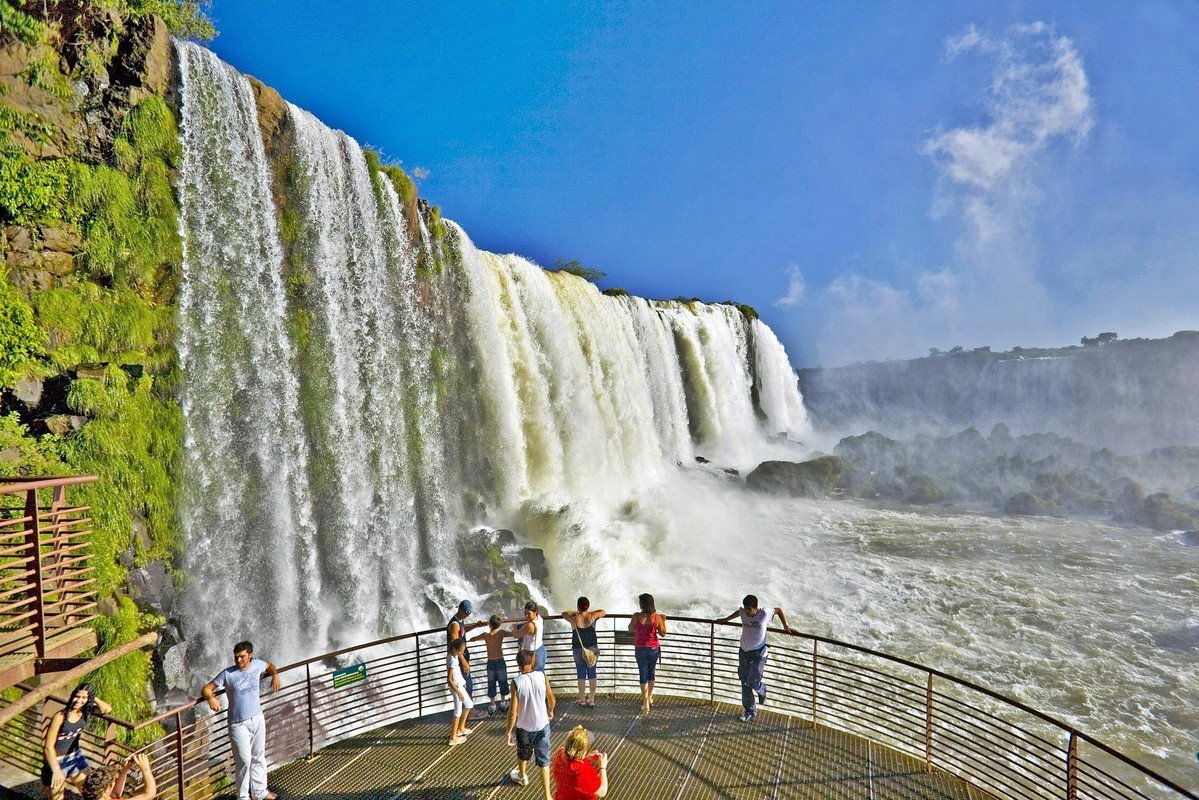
left=270, top=695, right=980, bottom=800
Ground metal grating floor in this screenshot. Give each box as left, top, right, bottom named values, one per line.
left=269, top=695, right=983, bottom=800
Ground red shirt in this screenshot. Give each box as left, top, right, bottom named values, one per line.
left=551, top=748, right=602, bottom=800
left=632, top=613, right=662, bottom=648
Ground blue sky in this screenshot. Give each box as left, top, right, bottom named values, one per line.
left=203, top=1, right=1199, bottom=367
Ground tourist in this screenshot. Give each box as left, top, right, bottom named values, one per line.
left=202, top=641, right=281, bottom=800
left=42, top=683, right=111, bottom=800
left=446, top=637, right=475, bottom=745
left=446, top=600, right=485, bottom=702
left=561, top=597, right=606, bottom=706
left=719, top=595, right=794, bottom=722
left=513, top=600, right=547, bottom=672
left=628, top=593, right=666, bottom=715
left=469, top=614, right=511, bottom=714
left=81, top=752, right=156, bottom=800
left=550, top=725, right=609, bottom=799
left=506, top=649, right=556, bottom=797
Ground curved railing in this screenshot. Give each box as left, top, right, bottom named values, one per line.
left=2, top=614, right=1195, bottom=800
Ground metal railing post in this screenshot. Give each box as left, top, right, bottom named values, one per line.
left=305, top=662, right=315, bottom=759
left=708, top=623, right=715, bottom=704
left=24, top=488, right=45, bottom=658
left=810, top=639, right=819, bottom=726
left=173, top=710, right=185, bottom=800
left=1066, top=731, right=1078, bottom=800
left=924, top=673, right=934, bottom=771
left=416, top=633, right=423, bottom=716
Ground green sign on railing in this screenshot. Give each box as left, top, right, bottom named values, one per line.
left=332, top=663, right=366, bottom=689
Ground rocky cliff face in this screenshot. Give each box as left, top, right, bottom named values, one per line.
left=0, top=0, right=193, bottom=726
left=798, top=332, right=1199, bottom=452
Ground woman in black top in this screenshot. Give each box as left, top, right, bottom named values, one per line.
left=43, top=683, right=112, bottom=800
left=562, top=597, right=606, bottom=707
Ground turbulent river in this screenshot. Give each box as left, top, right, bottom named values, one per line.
left=581, top=475, right=1199, bottom=786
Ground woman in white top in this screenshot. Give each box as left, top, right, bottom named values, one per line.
left=513, top=601, right=547, bottom=672
left=446, top=637, right=475, bottom=745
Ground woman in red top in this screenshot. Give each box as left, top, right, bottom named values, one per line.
left=628, top=593, right=667, bottom=715
left=550, top=725, right=609, bottom=799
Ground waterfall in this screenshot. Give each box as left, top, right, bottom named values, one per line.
left=175, top=43, right=811, bottom=668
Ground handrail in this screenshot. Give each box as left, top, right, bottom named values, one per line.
left=0, top=475, right=98, bottom=494
left=3, top=612, right=1194, bottom=799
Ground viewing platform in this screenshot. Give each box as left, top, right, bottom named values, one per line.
left=0, top=476, right=100, bottom=692
left=2, top=616, right=1195, bottom=800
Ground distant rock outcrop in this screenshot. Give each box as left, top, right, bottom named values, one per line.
left=746, top=456, right=844, bottom=497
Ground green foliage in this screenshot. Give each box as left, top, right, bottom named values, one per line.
left=0, top=412, right=66, bottom=477
left=61, top=372, right=183, bottom=591
left=380, top=163, right=417, bottom=207
left=88, top=596, right=164, bottom=744
left=124, top=0, right=216, bottom=40
left=21, top=49, right=72, bottom=100
left=0, top=155, right=75, bottom=226
left=428, top=204, right=448, bottom=242
left=32, top=283, right=174, bottom=371
left=551, top=258, right=605, bottom=283
left=0, top=273, right=45, bottom=384
left=601, top=287, right=629, bottom=297
left=75, top=96, right=182, bottom=290
left=0, top=1, right=48, bottom=45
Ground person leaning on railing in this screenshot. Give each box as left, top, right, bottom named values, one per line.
left=43, top=683, right=111, bottom=800
left=561, top=597, right=606, bottom=707
left=628, top=593, right=667, bottom=716
left=718, top=595, right=794, bottom=723
left=550, top=725, right=609, bottom=800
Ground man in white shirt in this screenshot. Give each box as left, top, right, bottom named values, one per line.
left=505, top=649, right=556, bottom=797
left=203, top=641, right=281, bottom=800
left=720, top=595, right=793, bottom=722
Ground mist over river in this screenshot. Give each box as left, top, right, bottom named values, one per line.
left=562, top=473, right=1198, bottom=785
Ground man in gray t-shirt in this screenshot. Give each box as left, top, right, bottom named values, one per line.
left=720, top=595, right=793, bottom=722
left=203, top=641, right=281, bottom=800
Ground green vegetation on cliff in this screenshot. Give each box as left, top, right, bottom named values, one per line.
left=0, top=0, right=204, bottom=731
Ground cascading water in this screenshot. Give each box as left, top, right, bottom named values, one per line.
left=174, top=43, right=810, bottom=669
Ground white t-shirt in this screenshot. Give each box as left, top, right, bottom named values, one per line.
left=212, top=658, right=267, bottom=723
left=447, top=653, right=466, bottom=688
left=513, top=671, right=550, bottom=731
left=739, top=607, right=775, bottom=651
left=520, top=618, right=543, bottom=652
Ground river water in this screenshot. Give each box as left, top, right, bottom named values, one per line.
left=563, top=470, right=1199, bottom=786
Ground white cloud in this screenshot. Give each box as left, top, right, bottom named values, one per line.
left=774, top=266, right=806, bottom=307
left=809, top=21, right=1092, bottom=365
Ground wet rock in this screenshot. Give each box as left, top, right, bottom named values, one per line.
left=746, top=456, right=844, bottom=497
left=156, top=639, right=189, bottom=693
left=38, top=224, right=82, bottom=253
left=40, top=250, right=76, bottom=275
left=44, top=415, right=73, bottom=436
left=74, top=364, right=108, bottom=382
left=132, top=512, right=152, bottom=552
left=118, top=547, right=136, bottom=569
left=96, top=595, right=120, bottom=618
left=1182, top=530, right=1199, bottom=546
left=1004, top=491, right=1047, bottom=516
left=13, top=377, right=43, bottom=407
left=694, top=456, right=709, bottom=464
left=0, top=447, right=21, bottom=463
left=7, top=268, right=54, bottom=293
left=129, top=559, right=175, bottom=614
left=5, top=226, right=32, bottom=252
left=515, top=548, right=549, bottom=583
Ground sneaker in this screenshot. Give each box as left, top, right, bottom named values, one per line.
left=509, top=768, right=529, bottom=786
left=487, top=703, right=497, bottom=714
left=758, top=686, right=767, bottom=705
left=499, top=700, right=510, bottom=711
left=739, top=711, right=754, bottom=723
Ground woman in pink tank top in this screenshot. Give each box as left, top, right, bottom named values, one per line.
left=628, top=593, right=667, bottom=715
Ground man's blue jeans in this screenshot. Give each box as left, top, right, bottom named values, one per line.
left=738, top=645, right=768, bottom=714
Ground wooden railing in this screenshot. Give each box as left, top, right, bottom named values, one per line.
left=1, top=614, right=1195, bottom=799
left=0, top=476, right=99, bottom=665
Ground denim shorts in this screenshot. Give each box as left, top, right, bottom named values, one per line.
left=634, top=646, right=660, bottom=684
left=486, top=658, right=509, bottom=698
left=572, top=646, right=598, bottom=680
left=515, top=724, right=551, bottom=766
